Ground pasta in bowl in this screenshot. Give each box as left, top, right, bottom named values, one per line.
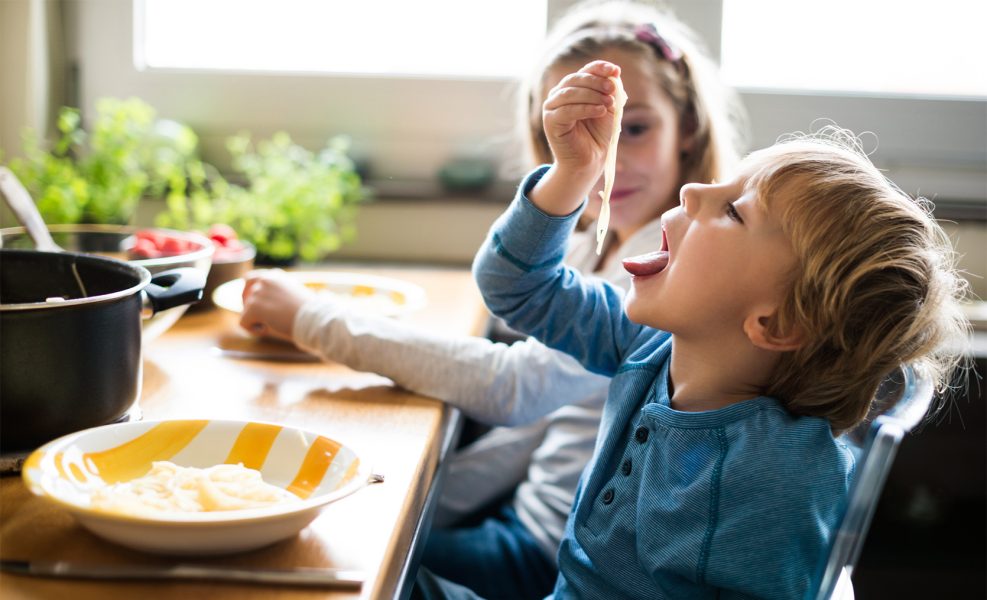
left=21, top=419, right=376, bottom=555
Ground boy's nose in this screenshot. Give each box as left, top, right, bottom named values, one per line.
left=679, top=183, right=705, bottom=217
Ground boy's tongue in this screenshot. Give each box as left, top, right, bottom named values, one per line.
left=622, top=251, right=669, bottom=276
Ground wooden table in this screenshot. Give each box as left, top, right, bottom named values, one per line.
left=0, top=264, right=489, bottom=600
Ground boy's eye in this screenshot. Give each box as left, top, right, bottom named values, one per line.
left=725, top=202, right=744, bottom=223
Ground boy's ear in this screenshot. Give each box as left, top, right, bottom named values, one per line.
left=744, top=312, right=804, bottom=352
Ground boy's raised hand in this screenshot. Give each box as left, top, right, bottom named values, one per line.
left=534, top=61, right=620, bottom=216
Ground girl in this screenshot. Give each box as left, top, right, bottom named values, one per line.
left=469, top=57, right=968, bottom=598
left=240, top=2, right=744, bottom=598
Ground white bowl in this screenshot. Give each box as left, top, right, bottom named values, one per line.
left=22, top=419, right=373, bottom=555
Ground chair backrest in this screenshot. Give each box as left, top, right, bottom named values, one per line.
left=810, top=363, right=936, bottom=600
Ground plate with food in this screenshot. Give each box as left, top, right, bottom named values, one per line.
left=21, top=419, right=378, bottom=555
left=212, top=271, right=427, bottom=318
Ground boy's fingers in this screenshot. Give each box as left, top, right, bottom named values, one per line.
left=577, top=60, right=621, bottom=78
left=553, top=72, right=615, bottom=96
left=545, top=104, right=610, bottom=127
left=544, top=86, right=613, bottom=111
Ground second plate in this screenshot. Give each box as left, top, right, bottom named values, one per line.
left=212, top=271, right=427, bottom=317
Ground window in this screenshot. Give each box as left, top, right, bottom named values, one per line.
left=138, top=0, right=546, bottom=79
left=709, top=0, right=985, bottom=202
left=720, top=0, right=987, bottom=98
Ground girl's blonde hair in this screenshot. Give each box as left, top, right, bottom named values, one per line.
left=515, top=0, right=747, bottom=187
left=744, top=128, right=970, bottom=433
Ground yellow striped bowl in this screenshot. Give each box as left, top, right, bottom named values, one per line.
left=22, top=419, right=373, bottom=555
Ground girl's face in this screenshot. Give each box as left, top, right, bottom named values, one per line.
left=546, top=48, right=689, bottom=241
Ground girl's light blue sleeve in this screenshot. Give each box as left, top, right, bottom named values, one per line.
left=472, top=166, right=645, bottom=377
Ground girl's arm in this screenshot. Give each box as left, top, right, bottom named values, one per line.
left=291, top=298, right=609, bottom=425
left=432, top=419, right=550, bottom=526
left=240, top=269, right=609, bottom=425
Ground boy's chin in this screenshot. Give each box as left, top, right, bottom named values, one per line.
left=624, top=292, right=659, bottom=328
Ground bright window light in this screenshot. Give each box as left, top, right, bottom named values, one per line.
left=137, top=0, right=547, bottom=78
left=721, top=0, right=987, bottom=98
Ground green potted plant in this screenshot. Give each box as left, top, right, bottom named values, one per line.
left=8, top=97, right=220, bottom=226
left=158, top=131, right=364, bottom=264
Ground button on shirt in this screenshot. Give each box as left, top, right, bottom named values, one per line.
left=634, top=426, right=649, bottom=443
left=473, top=167, right=856, bottom=600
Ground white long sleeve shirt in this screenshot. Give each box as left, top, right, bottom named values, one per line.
left=292, top=219, right=664, bottom=561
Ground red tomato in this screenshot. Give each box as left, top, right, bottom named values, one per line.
left=213, top=239, right=246, bottom=261
left=207, top=224, right=238, bottom=246
left=131, top=238, right=162, bottom=258
left=160, top=236, right=189, bottom=254
left=135, top=229, right=166, bottom=248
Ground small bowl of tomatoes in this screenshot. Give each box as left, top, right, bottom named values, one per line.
left=189, top=224, right=256, bottom=312
left=0, top=224, right=214, bottom=340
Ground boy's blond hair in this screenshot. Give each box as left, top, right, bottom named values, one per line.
left=515, top=0, right=747, bottom=187
left=744, top=129, right=970, bottom=433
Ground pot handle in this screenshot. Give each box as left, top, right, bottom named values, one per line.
left=141, top=267, right=206, bottom=317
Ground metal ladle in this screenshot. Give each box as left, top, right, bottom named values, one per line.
left=0, top=166, right=88, bottom=295
left=0, top=167, right=62, bottom=252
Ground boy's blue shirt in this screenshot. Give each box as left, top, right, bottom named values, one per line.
left=472, top=166, right=856, bottom=600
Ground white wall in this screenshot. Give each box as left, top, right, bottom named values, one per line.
left=0, top=0, right=33, bottom=158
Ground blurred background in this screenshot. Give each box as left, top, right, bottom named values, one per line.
left=1, top=1, right=984, bottom=596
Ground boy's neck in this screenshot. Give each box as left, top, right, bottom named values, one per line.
left=667, top=336, right=777, bottom=412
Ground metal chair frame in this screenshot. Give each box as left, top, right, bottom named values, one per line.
left=811, top=364, right=935, bottom=600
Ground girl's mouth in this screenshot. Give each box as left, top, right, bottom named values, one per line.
left=610, top=188, right=636, bottom=201
left=622, top=227, right=669, bottom=276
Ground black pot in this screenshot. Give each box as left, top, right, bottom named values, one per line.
left=0, top=249, right=205, bottom=453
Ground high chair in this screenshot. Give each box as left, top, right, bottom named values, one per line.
left=810, top=363, right=936, bottom=600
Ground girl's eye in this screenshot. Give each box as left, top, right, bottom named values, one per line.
left=725, top=203, right=744, bottom=223
left=625, top=123, right=649, bottom=137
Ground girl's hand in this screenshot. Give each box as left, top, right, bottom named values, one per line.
left=534, top=61, right=620, bottom=215
left=239, top=269, right=315, bottom=341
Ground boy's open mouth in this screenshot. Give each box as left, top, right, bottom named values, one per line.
left=622, top=226, right=670, bottom=277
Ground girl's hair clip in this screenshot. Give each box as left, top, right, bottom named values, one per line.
left=633, top=23, right=685, bottom=71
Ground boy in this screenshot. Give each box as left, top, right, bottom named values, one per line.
left=471, top=60, right=967, bottom=598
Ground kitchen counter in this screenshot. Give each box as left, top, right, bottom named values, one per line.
left=0, top=264, right=489, bottom=599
